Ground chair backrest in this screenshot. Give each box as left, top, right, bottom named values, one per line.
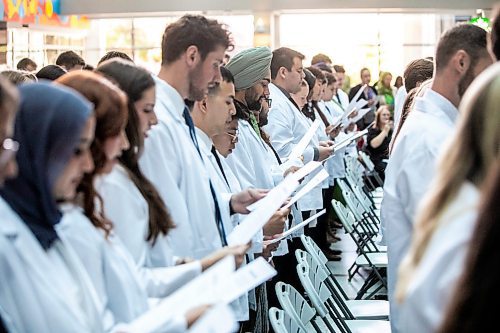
left=341, top=187, right=366, bottom=221
left=296, top=261, right=332, bottom=318
left=275, top=282, right=318, bottom=332
left=359, top=151, right=375, bottom=172
left=331, top=199, right=354, bottom=233
left=300, top=234, right=328, bottom=265
left=269, top=307, right=305, bottom=333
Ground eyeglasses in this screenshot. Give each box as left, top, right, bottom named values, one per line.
left=0, top=138, right=19, bottom=168
left=226, top=129, right=239, bottom=143
left=259, top=96, right=272, bottom=107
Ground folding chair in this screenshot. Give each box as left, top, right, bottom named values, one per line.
left=300, top=234, right=349, bottom=300
left=269, top=307, right=307, bottom=333
left=358, top=151, right=384, bottom=188
left=295, top=249, right=389, bottom=320
left=331, top=199, right=387, bottom=299
left=275, top=282, right=327, bottom=333
left=296, top=261, right=391, bottom=333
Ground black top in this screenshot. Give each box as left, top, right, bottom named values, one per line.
left=366, top=127, right=392, bottom=171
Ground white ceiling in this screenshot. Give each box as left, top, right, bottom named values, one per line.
left=61, top=0, right=496, bottom=17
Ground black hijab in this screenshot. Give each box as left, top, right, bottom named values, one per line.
left=0, top=83, right=92, bottom=249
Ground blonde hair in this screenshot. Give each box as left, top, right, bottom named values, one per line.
left=396, top=62, right=500, bottom=302
left=374, top=105, right=390, bottom=129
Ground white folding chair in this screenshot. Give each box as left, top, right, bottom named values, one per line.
left=269, top=307, right=307, bottom=333
left=295, top=249, right=389, bottom=320
left=296, top=261, right=391, bottom=333
left=332, top=199, right=388, bottom=299
left=275, top=281, right=325, bottom=332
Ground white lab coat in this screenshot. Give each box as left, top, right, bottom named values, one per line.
left=399, top=182, right=479, bottom=333
left=195, top=128, right=250, bottom=322
left=58, top=205, right=189, bottom=333
left=226, top=119, right=277, bottom=190
left=393, top=85, right=407, bottom=131
left=139, top=76, right=224, bottom=259
left=264, top=83, right=323, bottom=211
left=95, top=164, right=203, bottom=286
left=380, top=89, right=458, bottom=332
left=225, top=119, right=293, bottom=252
left=0, top=197, right=104, bottom=333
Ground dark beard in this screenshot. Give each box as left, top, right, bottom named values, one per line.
left=245, top=93, right=262, bottom=111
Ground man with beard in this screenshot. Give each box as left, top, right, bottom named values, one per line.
left=380, top=23, right=492, bottom=333
left=139, top=15, right=265, bottom=262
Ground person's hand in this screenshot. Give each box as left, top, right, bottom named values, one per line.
left=224, top=243, right=251, bottom=268
left=230, top=189, right=268, bottom=214
left=176, top=257, right=195, bottom=265
left=383, top=122, right=391, bottom=133
left=367, top=98, right=376, bottom=106
left=263, top=208, right=290, bottom=236
left=185, top=304, right=211, bottom=327
left=329, top=125, right=341, bottom=139
left=318, top=146, right=334, bottom=161
left=348, top=110, right=358, bottom=119
left=261, top=236, right=280, bottom=260
left=283, top=165, right=301, bottom=178
left=201, top=243, right=251, bottom=270
left=319, top=140, right=334, bottom=147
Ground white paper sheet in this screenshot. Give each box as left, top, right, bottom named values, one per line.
left=220, top=257, right=277, bottom=303
left=322, top=129, right=369, bottom=162
left=287, top=118, right=322, bottom=161
left=188, top=304, right=238, bottom=333
left=127, top=256, right=236, bottom=333
left=344, top=84, right=367, bottom=114
left=282, top=169, right=329, bottom=210
left=228, top=176, right=299, bottom=245
left=349, top=108, right=371, bottom=124
left=269, top=209, right=326, bottom=243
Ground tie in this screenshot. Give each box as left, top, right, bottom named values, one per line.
left=336, top=93, right=341, bottom=104
left=182, top=106, right=228, bottom=246
left=211, top=146, right=230, bottom=188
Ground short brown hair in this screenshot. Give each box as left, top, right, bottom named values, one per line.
left=161, top=15, right=233, bottom=65
left=271, top=47, right=305, bottom=80
left=403, top=58, right=434, bottom=92
left=311, top=53, right=332, bottom=65
left=333, top=65, right=345, bottom=74
left=435, top=24, right=488, bottom=73
left=55, top=51, right=85, bottom=70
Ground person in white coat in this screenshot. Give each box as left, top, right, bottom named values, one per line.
left=138, top=15, right=264, bottom=260
left=191, top=66, right=255, bottom=323
left=380, top=24, right=492, bottom=332
left=0, top=83, right=104, bottom=333
left=396, top=61, right=500, bottom=333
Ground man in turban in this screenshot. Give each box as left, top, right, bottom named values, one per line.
left=226, top=47, right=304, bottom=329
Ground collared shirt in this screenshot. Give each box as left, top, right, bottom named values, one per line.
left=139, top=76, right=223, bottom=259
left=381, top=88, right=459, bottom=333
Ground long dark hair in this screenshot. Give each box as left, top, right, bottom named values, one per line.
left=438, top=161, right=500, bottom=333
left=97, top=59, right=174, bottom=244
left=303, top=67, right=330, bottom=127
left=56, top=71, right=128, bottom=238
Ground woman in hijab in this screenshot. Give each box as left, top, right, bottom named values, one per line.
left=0, top=82, right=104, bottom=333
